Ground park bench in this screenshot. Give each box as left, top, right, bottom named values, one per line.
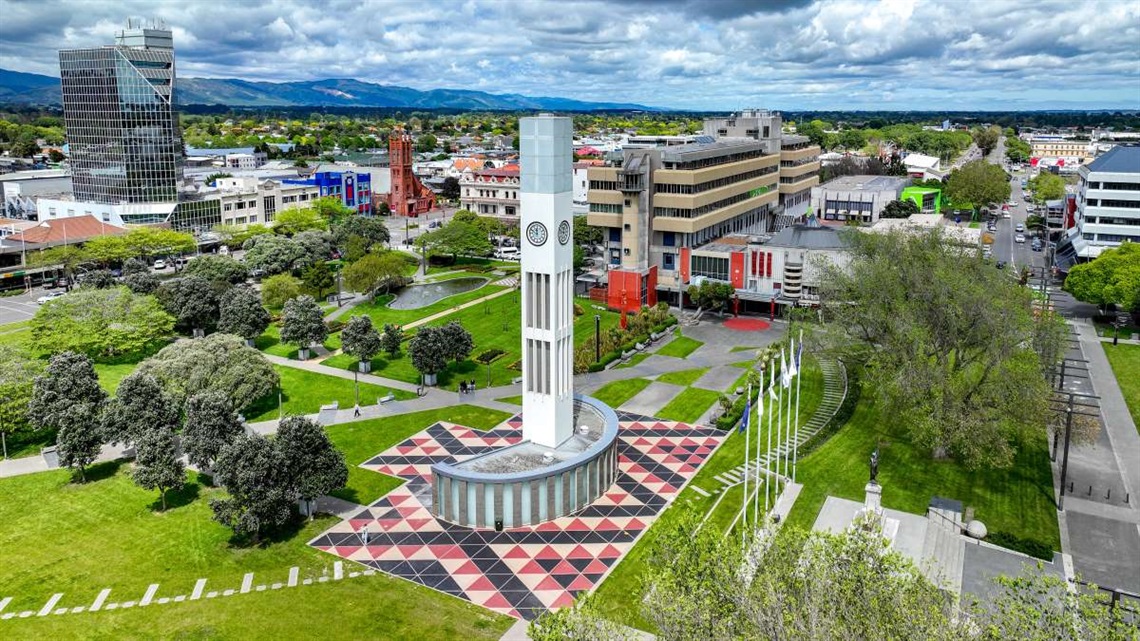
left=378, top=393, right=395, bottom=404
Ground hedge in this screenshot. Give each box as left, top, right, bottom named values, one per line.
left=475, top=348, right=505, bottom=364
left=986, top=531, right=1054, bottom=560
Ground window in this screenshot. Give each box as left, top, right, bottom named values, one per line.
left=663, top=253, right=675, bottom=269
left=623, top=223, right=631, bottom=231
left=609, top=228, right=621, bottom=242
left=691, top=255, right=730, bottom=281
left=663, top=232, right=676, bottom=247
left=1100, top=199, right=1140, bottom=209
left=589, top=203, right=622, bottom=214
left=1101, top=182, right=1140, bottom=191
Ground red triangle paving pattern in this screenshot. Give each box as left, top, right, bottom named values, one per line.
left=308, top=416, right=724, bottom=621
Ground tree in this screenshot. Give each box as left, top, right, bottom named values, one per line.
left=381, top=323, right=403, bottom=358
left=243, top=234, right=304, bottom=275
left=293, top=230, right=335, bottom=268
left=183, top=391, right=244, bottom=472
left=341, top=315, right=382, bottom=367
left=881, top=199, right=919, bottom=219
left=11, top=137, right=39, bottom=158
left=301, top=261, right=334, bottom=300
left=416, top=220, right=493, bottom=261
left=261, top=273, right=303, bottom=309
left=1064, top=242, right=1140, bottom=314
left=333, top=215, right=390, bottom=251
left=529, top=593, right=630, bottom=641
left=132, top=424, right=185, bottom=511
left=441, top=321, right=474, bottom=363
left=414, top=133, right=437, bottom=153
left=137, top=334, right=279, bottom=412
left=217, top=286, right=271, bottom=343
left=573, top=215, right=604, bottom=247
left=344, top=235, right=368, bottom=263
left=837, top=128, right=866, bottom=151
left=819, top=229, right=1063, bottom=468
left=687, top=280, right=736, bottom=312
left=276, top=416, right=348, bottom=519
left=103, top=371, right=181, bottom=446
left=76, top=269, right=117, bottom=289
left=280, top=295, right=328, bottom=355
left=31, top=287, right=174, bottom=360
left=0, top=345, right=46, bottom=458
left=158, top=276, right=223, bottom=335
left=122, top=269, right=160, bottom=295
left=310, top=196, right=354, bottom=224
left=27, top=245, right=86, bottom=290
left=210, top=433, right=295, bottom=541
left=1005, top=135, right=1032, bottom=164
left=343, top=251, right=408, bottom=299
left=408, top=326, right=450, bottom=380
left=28, top=352, right=107, bottom=481
left=82, top=236, right=133, bottom=265
left=183, top=254, right=249, bottom=284
left=122, top=257, right=149, bottom=277
left=122, top=227, right=196, bottom=261
left=973, top=125, right=1002, bottom=156
left=213, top=223, right=271, bottom=248
left=273, top=207, right=327, bottom=235
left=945, top=160, right=1010, bottom=210
left=1028, top=171, right=1065, bottom=204
left=440, top=176, right=460, bottom=200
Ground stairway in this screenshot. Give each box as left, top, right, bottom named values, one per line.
left=699, top=359, right=847, bottom=498
left=921, top=502, right=966, bottom=595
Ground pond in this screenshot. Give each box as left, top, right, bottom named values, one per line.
left=388, top=277, right=489, bottom=310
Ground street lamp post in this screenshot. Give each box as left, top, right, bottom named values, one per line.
left=278, top=387, right=283, bottom=421
left=354, top=369, right=360, bottom=406
left=594, top=314, right=601, bottom=363
left=336, top=267, right=343, bottom=308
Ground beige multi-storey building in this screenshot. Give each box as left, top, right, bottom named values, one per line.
left=459, top=167, right=521, bottom=222
left=586, top=109, right=820, bottom=312
left=1028, top=137, right=1093, bottom=163
left=207, top=176, right=320, bottom=226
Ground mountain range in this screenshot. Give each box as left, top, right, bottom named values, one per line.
left=0, top=68, right=654, bottom=111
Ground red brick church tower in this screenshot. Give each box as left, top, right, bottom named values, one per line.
left=386, top=130, right=436, bottom=217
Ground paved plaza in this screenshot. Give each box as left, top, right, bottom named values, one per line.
left=309, top=411, right=724, bottom=620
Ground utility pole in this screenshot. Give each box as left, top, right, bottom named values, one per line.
left=1048, top=390, right=1099, bottom=512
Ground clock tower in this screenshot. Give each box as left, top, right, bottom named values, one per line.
left=519, top=115, right=574, bottom=449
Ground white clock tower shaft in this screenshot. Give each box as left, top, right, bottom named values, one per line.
left=519, top=115, right=574, bottom=449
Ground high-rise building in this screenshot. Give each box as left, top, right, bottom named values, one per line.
left=1054, top=145, right=1140, bottom=269
left=59, top=22, right=182, bottom=209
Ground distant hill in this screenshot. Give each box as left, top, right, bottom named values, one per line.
left=0, top=68, right=656, bottom=111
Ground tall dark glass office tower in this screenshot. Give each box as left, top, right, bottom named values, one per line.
left=59, top=24, right=182, bottom=205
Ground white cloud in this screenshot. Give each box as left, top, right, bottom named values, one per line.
left=0, top=0, right=1136, bottom=110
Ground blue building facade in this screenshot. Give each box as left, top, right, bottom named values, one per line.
left=285, top=170, right=372, bottom=215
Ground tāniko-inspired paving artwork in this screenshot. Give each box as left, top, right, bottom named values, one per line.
left=308, top=412, right=724, bottom=620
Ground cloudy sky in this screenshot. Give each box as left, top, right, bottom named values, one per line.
left=1, top=0, right=1138, bottom=110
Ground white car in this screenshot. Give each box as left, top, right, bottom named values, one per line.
left=36, top=291, right=66, bottom=304
left=1015, top=223, right=1025, bottom=233
left=153, top=259, right=167, bottom=270
left=1015, top=234, right=1026, bottom=243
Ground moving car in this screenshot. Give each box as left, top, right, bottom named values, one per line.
left=36, top=291, right=66, bottom=304
left=153, top=259, right=167, bottom=270
left=1015, top=234, right=1026, bottom=243
left=1015, top=223, right=1025, bottom=232
left=1032, top=239, right=1043, bottom=251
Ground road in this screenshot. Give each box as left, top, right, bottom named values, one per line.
left=984, top=137, right=1042, bottom=273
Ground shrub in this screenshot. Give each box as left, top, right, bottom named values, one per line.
left=507, top=359, right=523, bottom=371
left=475, top=348, right=505, bottom=364
left=986, top=531, right=1053, bottom=560
left=326, top=319, right=345, bottom=333
left=574, top=303, right=584, bottom=316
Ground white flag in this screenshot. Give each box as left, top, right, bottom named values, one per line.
left=769, top=360, right=778, bottom=400
left=788, top=338, right=799, bottom=378
left=781, top=349, right=792, bottom=388
left=756, top=373, right=764, bottom=418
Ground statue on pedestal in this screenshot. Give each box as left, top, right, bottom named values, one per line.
left=869, top=448, right=879, bottom=484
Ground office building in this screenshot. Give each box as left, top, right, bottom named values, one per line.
left=459, top=167, right=520, bottom=220
left=59, top=22, right=182, bottom=209
left=1055, top=145, right=1140, bottom=265
left=586, top=109, right=820, bottom=313
left=810, top=175, right=912, bottom=224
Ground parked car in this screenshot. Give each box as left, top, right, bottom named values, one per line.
left=36, top=291, right=66, bottom=304
left=218, top=245, right=230, bottom=256
left=1015, top=234, right=1026, bottom=243
left=996, top=261, right=1007, bottom=269
left=153, top=259, right=167, bottom=270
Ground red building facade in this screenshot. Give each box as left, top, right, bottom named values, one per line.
left=386, top=132, right=436, bottom=217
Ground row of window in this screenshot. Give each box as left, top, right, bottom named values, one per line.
left=662, top=148, right=766, bottom=171
left=653, top=189, right=764, bottom=219
left=1087, top=217, right=1140, bottom=226
left=1088, top=199, right=1140, bottom=209
left=590, top=180, right=619, bottom=191
left=589, top=203, right=622, bottom=214
left=691, top=255, right=730, bottom=281
left=823, top=200, right=874, bottom=212
left=654, top=166, right=776, bottom=195
left=1089, top=182, right=1140, bottom=191
left=1083, top=232, right=1140, bottom=243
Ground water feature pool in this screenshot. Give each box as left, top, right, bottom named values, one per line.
left=388, top=276, right=489, bottom=310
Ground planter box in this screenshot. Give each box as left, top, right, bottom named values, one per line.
left=358, top=360, right=372, bottom=373
left=298, top=347, right=311, bottom=361
left=424, top=373, right=438, bottom=386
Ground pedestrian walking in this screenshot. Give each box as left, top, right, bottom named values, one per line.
left=460, top=381, right=468, bottom=395
left=469, top=380, right=476, bottom=393
left=353, top=404, right=361, bottom=418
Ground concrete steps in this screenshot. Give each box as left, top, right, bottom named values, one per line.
left=921, top=507, right=965, bottom=595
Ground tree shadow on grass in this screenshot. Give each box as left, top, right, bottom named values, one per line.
left=80, top=459, right=125, bottom=483
left=148, top=480, right=202, bottom=512
left=225, top=513, right=325, bottom=550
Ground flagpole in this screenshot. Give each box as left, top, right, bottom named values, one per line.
left=776, top=350, right=784, bottom=502
left=742, top=382, right=751, bottom=543
left=752, top=368, right=763, bottom=525
left=785, top=351, right=793, bottom=488
left=793, top=330, right=804, bottom=483
left=765, top=360, right=774, bottom=514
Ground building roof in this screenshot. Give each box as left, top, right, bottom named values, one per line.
left=0, top=169, right=70, bottom=182
left=7, top=215, right=126, bottom=245
left=661, top=138, right=764, bottom=163
left=1085, top=145, right=1140, bottom=174
left=453, top=157, right=485, bottom=172
left=902, top=153, right=940, bottom=169
left=819, top=175, right=910, bottom=191
left=767, top=224, right=849, bottom=250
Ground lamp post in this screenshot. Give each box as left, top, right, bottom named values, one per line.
left=278, top=386, right=283, bottom=421
left=594, top=314, right=601, bottom=363
left=336, top=267, right=343, bottom=308
left=354, top=368, right=360, bottom=406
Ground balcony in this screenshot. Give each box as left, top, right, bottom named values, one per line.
left=779, top=174, right=819, bottom=194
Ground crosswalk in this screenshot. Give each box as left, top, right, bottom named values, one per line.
left=697, top=359, right=847, bottom=498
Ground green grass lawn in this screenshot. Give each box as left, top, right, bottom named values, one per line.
left=594, top=358, right=826, bottom=631
left=656, top=367, right=708, bottom=387
left=94, top=362, right=140, bottom=394
left=244, top=366, right=414, bottom=423
left=256, top=323, right=342, bottom=359
left=325, top=406, right=512, bottom=505
left=654, top=387, right=721, bottom=423
left=783, top=381, right=1060, bottom=560
left=1103, top=343, right=1140, bottom=435
left=0, top=463, right=510, bottom=639
left=656, top=335, right=703, bottom=359
left=350, top=284, right=509, bottom=329
left=495, top=395, right=522, bottom=405
left=321, top=294, right=622, bottom=391
left=615, top=352, right=650, bottom=369
left=729, top=345, right=761, bottom=353
left=591, top=378, right=652, bottom=408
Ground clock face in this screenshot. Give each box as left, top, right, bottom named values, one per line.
left=527, top=221, right=548, bottom=246
left=558, top=220, right=571, bottom=245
